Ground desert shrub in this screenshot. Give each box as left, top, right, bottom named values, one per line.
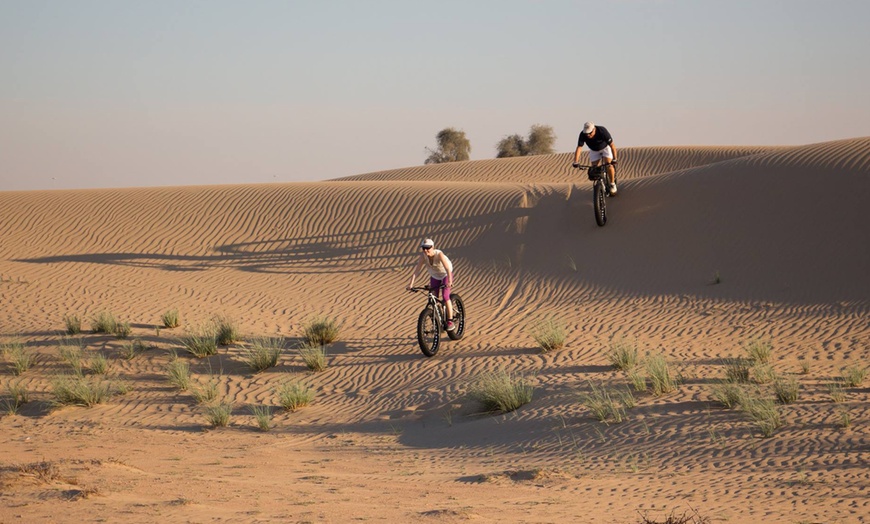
left=798, top=355, right=811, bottom=374
left=166, top=359, right=192, bottom=391
left=637, top=506, right=711, bottom=524
left=298, top=344, right=328, bottom=372
left=64, top=314, right=82, bottom=335
left=51, top=375, right=112, bottom=407
left=529, top=316, right=566, bottom=353
left=161, top=309, right=180, bottom=329
left=424, top=128, right=471, bottom=164
left=580, top=382, right=634, bottom=424
left=496, top=124, right=556, bottom=157
left=180, top=325, right=218, bottom=358
left=722, top=358, right=751, bottom=384
left=91, top=311, right=118, bottom=334
left=213, top=315, right=240, bottom=345
left=243, top=337, right=284, bottom=373
left=468, top=370, right=534, bottom=414
left=773, top=376, right=800, bottom=404
left=607, top=337, right=638, bottom=371
left=204, top=402, right=233, bottom=427
left=645, top=353, right=678, bottom=396
left=840, top=364, right=866, bottom=387
left=838, top=408, right=852, bottom=429
left=302, top=316, right=340, bottom=346
left=3, top=339, right=35, bottom=376
left=276, top=378, right=315, bottom=412
left=745, top=338, right=773, bottom=364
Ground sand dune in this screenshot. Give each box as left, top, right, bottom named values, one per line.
left=1, top=139, right=868, bottom=523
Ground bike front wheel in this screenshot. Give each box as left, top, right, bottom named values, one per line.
left=446, top=293, right=466, bottom=341
left=417, top=305, right=440, bottom=357
left=593, top=180, right=607, bottom=227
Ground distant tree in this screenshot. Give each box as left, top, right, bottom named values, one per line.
left=495, top=124, right=557, bottom=158
left=495, top=134, right=526, bottom=158
left=525, top=124, right=556, bottom=156
left=425, top=128, right=471, bottom=164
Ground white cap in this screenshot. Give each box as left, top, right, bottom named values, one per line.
left=420, top=238, right=434, bottom=248
left=582, top=121, right=595, bottom=134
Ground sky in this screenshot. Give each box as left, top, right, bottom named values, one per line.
left=2, top=0, right=869, bottom=191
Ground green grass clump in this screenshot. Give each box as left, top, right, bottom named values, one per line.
left=243, top=337, right=284, bottom=373
left=710, top=382, right=745, bottom=409
left=120, top=338, right=147, bottom=360
left=166, top=359, right=192, bottom=391
left=723, top=358, right=751, bottom=384
left=302, top=316, right=341, bottom=346
left=606, top=337, right=638, bottom=371
left=161, top=309, right=180, bottom=329
left=180, top=325, right=218, bottom=358
left=58, top=342, right=85, bottom=376
left=91, top=311, right=118, bottom=334
left=750, top=362, right=777, bottom=384
left=249, top=405, right=273, bottom=431
left=627, top=368, right=647, bottom=392
left=828, top=382, right=847, bottom=403
left=838, top=408, right=852, bottom=429
left=773, top=376, right=800, bottom=404
left=745, top=338, right=773, bottom=364
left=204, top=402, right=233, bottom=427
left=580, top=382, right=634, bottom=424
left=113, top=321, right=132, bottom=339
left=529, top=316, right=566, bottom=353
left=213, top=315, right=240, bottom=346
left=840, top=364, right=866, bottom=387
left=64, top=314, right=82, bottom=335
left=798, top=354, right=811, bottom=374
left=3, top=339, right=35, bottom=376
left=3, top=380, right=29, bottom=415
left=276, top=379, right=315, bottom=412
left=298, top=344, right=328, bottom=372
left=51, top=375, right=112, bottom=407
left=644, top=353, right=679, bottom=396
left=88, top=352, right=111, bottom=375
left=468, top=370, right=534, bottom=414
left=191, top=375, right=220, bottom=404
left=739, top=394, right=783, bottom=438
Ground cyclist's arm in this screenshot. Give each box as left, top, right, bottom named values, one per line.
left=440, top=253, right=454, bottom=285
left=573, top=145, right=584, bottom=164
left=407, top=256, right=425, bottom=288
left=610, top=143, right=618, bottom=163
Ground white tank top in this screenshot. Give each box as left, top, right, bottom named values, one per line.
left=425, top=249, right=448, bottom=279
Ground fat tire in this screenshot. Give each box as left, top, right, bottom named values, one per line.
left=446, top=293, right=466, bottom=341
left=417, top=306, right=440, bottom=357
left=593, top=180, right=607, bottom=227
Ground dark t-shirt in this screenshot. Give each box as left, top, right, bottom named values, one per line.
left=577, top=125, right=613, bottom=152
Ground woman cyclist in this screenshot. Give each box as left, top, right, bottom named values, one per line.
left=406, top=238, right=456, bottom=331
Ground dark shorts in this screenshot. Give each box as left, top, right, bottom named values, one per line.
left=429, top=276, right=451, bottom=302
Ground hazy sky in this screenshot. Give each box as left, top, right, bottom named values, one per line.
left=2, top=0, right=869, bottom=191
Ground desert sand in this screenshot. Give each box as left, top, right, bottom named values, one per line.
left=1, top=138, right=868, bottom=523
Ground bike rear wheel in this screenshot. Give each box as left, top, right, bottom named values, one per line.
left=417, top=305, right=440, bottom=357
left=593, top=179, right=607, bottom=227
left=446, top=293, right=466, bottom=341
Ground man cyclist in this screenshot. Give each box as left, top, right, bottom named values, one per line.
left=572, top=121, right=619, bottom=195
left=406, top=238, right=456, bottom=331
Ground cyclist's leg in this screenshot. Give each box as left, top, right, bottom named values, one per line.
left=443, top=279, right=454, bottom=320
left=600, top=146, right=615, bottom=185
